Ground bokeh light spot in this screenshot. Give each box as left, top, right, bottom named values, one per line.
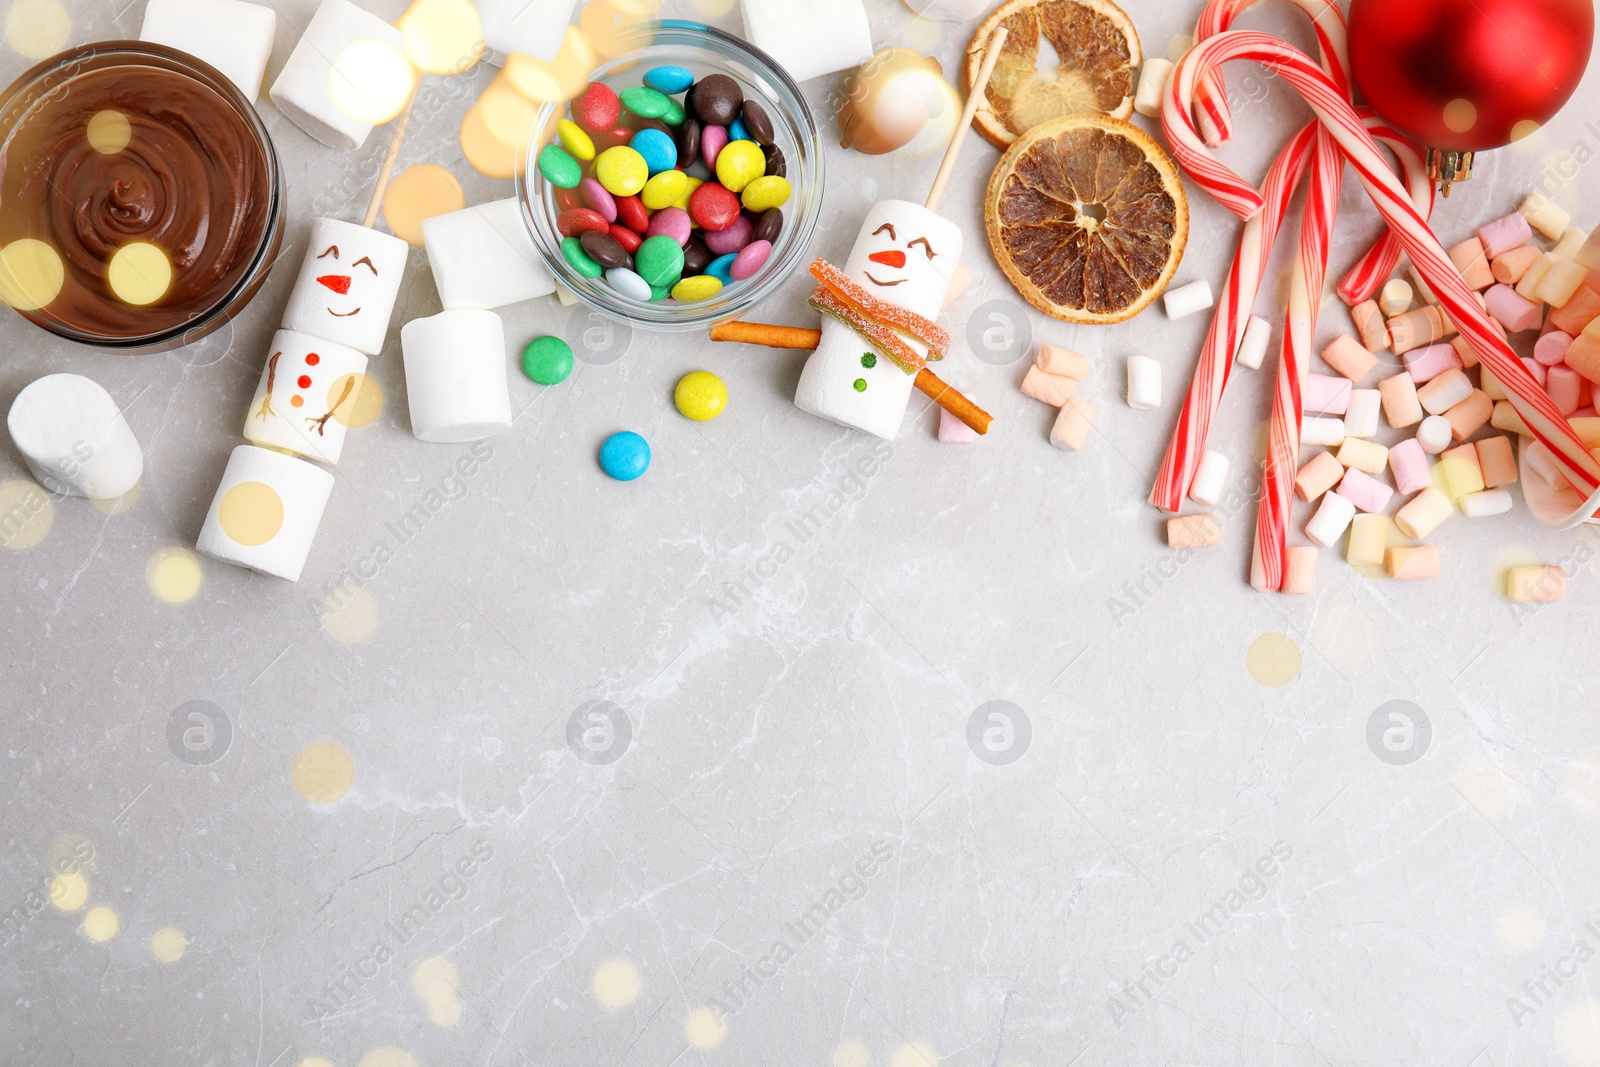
left=0, top=238, right=64, bottom=311
left=383, top=163, right=465, bottom=247
left=591, top=959, right=641, bottom=1008
left=5, top=0, right=69, bottom=59
left=87, top=109, right=131, bottom=153
left=398, top=0, right=483, bottom=75
left=329, top=39, right=417, bottom=125
left=834, top=1040, right=871, bottom=1067
left=333, top=372, right=382, bottom=428
left=321, top=587, right=379, bottom=644
left=1494, top=903, right=1544, bottom=955
left=1442, top=98, right=1477, bottom=134
left=460, top=105, right=520, bottom=179
left=892, top=1041, right=940, bottom=1067
left=108, top=241, right=172, bottom=306
left=292, top=741, right=355, bottom=804
left=146, top=546, right=203, bottom=603
left=150, top=925, right=188, bottom=962
left=357, top=1049, right=419, bottom=1067
left=0, top=479, right=54, bottom=550
left=81, top=905, right=119, bottom=942
left=684, top=1006, right=726, bottom=1049
left=1245, top=632, right=1300, bottom=688
left=48, top=870, right=88, bottom=911
left=217, top=480, right=284, bottom=546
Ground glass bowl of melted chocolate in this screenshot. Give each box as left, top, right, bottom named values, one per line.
left=0, top=42, right=283, bottom=350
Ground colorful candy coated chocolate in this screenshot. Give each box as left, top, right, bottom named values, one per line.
left=557, top=208, right=610, bottom=238
left=671, top=275, right=723, bottom=303
left=645, top=206, right=692, bottom=246
left=594, top=146, right=648, bottom=196
left=615, top=194, right=650, bottom=234
left=705, top=253, right=737, bottom=285
left=522, top=336, right=573, bottom=385
left=538, top=143, right=582, bottom=188
left=580, top=230, right=632, bottom=270
left=700, top=124, right=728, bottom=169
left=692, top=73, right=742, bottom=126
left=561, top=236, right=603, bottom=278
left=741, top=99, right=774, bottom=145
left=599, top=431, right=650, bottom=481
left=608, top=223, right=643, bottom=254
left=579, top=178, right=617, bottom=222
left=630, top=128, right=678, bottom=175
left=753, top=208, right=783, bottom=244
left=688, top=182, right=742, bottom=232
left=739, top=174, right=790, bottom=212
left=557, top=119, right=595, bottom=161
left=703, top=215, right=752, bottom=255
left=620, top=85, right=671, bottom=119
left=643, top=65, right=694, bottom=94
left=714, top=140, right=766, bottom=193
left=605, top=266, right=652, bottom=301
left=683, top=234, right=713, bottom=276
left=674, top=371, right=727, bottom=420
left=730, top=239, right=771, bottom=280
left=634, top=234, right=686, bottom=287
left=573, top=83, right=621, bottom=132
left=641, top=170, right=689, bottom=211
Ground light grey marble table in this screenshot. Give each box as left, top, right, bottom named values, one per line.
left=5, top=1, right=1600, bottom=1065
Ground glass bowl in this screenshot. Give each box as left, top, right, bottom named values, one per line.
left=517, top=19, right=824, bottom=333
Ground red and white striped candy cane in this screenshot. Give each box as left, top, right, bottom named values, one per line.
left=1336, top=110, right=1437, bottom=306
left=1168, top=30, right=1600, bottom=496
left=1191, top=0, right=1349, bottom=147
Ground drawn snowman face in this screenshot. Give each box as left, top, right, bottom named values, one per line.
left=311, top=243, right=382, bottom=320
left=858, top=217, right=951, bottom=293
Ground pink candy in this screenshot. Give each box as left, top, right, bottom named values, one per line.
left=938, top=394, right=980, bottom=443
left=1534, top=329, right=1574, bottom=366
left=1522, top=356, right=1547, bottom=387
left=1548, top=363, right=1583, bottom=415
left=1389, top=437, right=1432, bottom=495
left=1336, top=466, right=1393, bottom=513
left=1402, top=342, right=1463, bottom=384
left=701, top=125, right=729, bottom=169
left=645, top=206, right=692, bottom=246
left=704, top=215, right=753, bottom=255
left=1303, top=372, right=1351, bottom=415
left=730, top=239, right=772, bottom=280
left=580, top=177, right=618, bottom=223
left=1485, top=283, right=1543, bottom=332
left=1477, top=212, right=1533, bottom=260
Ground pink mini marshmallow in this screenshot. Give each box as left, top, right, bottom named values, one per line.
left=938, top=393, right=979, bottom=443
left=1402, top=342, right=1463, bottom=384
left=1304, top=372, right=1352, bottom=415
left=1535, top=330, right=1574, bottom=366
left=1478, top=212, right=1534, bottom=260
left=1522, top=356, right=1548, bottom=387
left=1485, top=284, right=1543, bottom=333
left=1336, top=467, right=1394, bottom=513
left=1388, top=437, right=1432, bottom=495
left=1548, top=363, right=1583, bottom=415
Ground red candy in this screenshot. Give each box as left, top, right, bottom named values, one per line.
left=689, top=182, right=742, bottom=232
left=557, top=208, right=610, bottom=238
left=573, top=82, right=621, bottom=132
left=615, top=194, right=650, bottom=234
left=608, top=223, right=643, bottom=253
left=553, top=186, right=584, bottom=212
left=591, top=124, right=634, bottom=152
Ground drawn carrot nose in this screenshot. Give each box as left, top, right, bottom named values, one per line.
left=868, top=250, right=906, bottom=268
left=317, top=275, right=352, bottom=295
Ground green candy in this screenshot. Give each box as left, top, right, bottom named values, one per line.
left=561, top=237, right=603, bottom=278
left=619, top=85, right=671, bottom=119
left=522, top=335, right=574, bottom=385
left=634, top=234, right=685, bottom=287
left=649, top=284, right=671, bottom=302
left=660, top=96, right=685, bottom=126
left=537, top=143, right=582, bottom=189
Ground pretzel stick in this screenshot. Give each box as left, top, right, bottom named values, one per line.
left=362, top=79, right=422, bottom=230
left=926, top=26, right=1008, bottom=212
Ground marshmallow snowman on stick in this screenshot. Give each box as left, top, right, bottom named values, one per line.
left=711, top=27, right=1008, bottom=441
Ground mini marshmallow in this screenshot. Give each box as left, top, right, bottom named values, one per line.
left=1554, top=229, right=1590, bottom=261
left=1049, top=398, right=1095, bottom=452
left=1548, top=364, right=1583, bottom=415
left=1507, top=564, right=1564, bottom=601
left=1534, top=329, right=1574, bottom=366
left=1401, top=342, right=1461, bottom=385
left=1567, top=334, right=1600, bottom=382
left=1448, top=238, right=1494, bottom=291
left=1336, top=437, right=1388, bottom=475
left=1550, top=287, right=1600, bottom=335
left=1306, top=491, right=1356, bottom=548
left=1346, top=513, right=1389, bottom=567
left=1388, top=306, right=1446, bottom=354
left=1337, top=467, right=1393, bottom=514
left=1379, top=278, right=1413, bottom=317
left=1416, top=414, right=1453, bottom=454
left=1478, top=212, right=1534, bottom=260
left=1389, top=437, right=1432, bottom=495
left=1344, top=389, right=1381, bottom=438
left=476, top=0, right=578, bottom=62
left=1351, top=299, right=1390, bottom=351
left=1295, top=451, right=1344, bottom=501
left=1127, top=355, right=1160, bottom=410
left=1480, top=367, right=1505, bottom=401
left=1515, top=254, right=1554, bottom=303
left=1303, top=417, right=1346, bottom=448
left=1020, top=365, right=1076, bottom=407
left=402, top=309, right=513, bottom=443
left=1461, top=488, right=1513, bottom=517
left=1490, top=401, right=1531, bottom=437
left=269, top=0, right=405, bottom=150
left=1535, top=257, right=1587, bottom=308
left=1523, top=439, right=1561, bottom=483
left=1135, top=58, right=1173, bottom=118
left=141, top=0, right=275, bottom=102
left=942, top=263, right=972, bottom=307
left=1304, top=373, right=1351, bottom=415
left=1387, top=545, right=1439, bottom=579
left=6, top=374, right=142, bottom=499
left=1492, top=245, right=1541, bottom=286
left=1164, top=280, right=1213, bottom=319
left=1522, top=356, right=1548, bottom=388
left=196, top=444, right=334, bottom=581
left=1283, top=546, right=1319, bottom=594
left=1190, top=449, right=1229, bottom=506
left=1395, top=487, right=1452, bottom=540
left=1572, top=417, right=1600, bottom=447
left=1235, top=315, right=1271, bottom=369
left=1378, top=373, right=1423, bottom=428
left=243, top=331, right=368, bottom=464
left=283, top=218, right=410, bottom=355
left=1322, top=335, right=1378, bottom=382
left=1037, top=344, right=1089, bottom=379
left=423, top=198, right=556, bottom=311
left=1166, top=513, right=1219, bottom=549
left=1520, top=192, right=1571, bottom=240
left=1444, top=389, right=1493, bottom=441
left=1450, top=335, right=1480, bottom=368
left=938, top=396, right=979, bottom=444
left=1417, top=367, right=1472, bottom=415
left=1439, top=442, right=1485, bottom=498
left=738, top=0, right=873, bottom=82
left=554, top=282, right=578, bottom=307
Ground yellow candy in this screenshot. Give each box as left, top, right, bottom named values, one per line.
left=671, top=275, right=723, bottom=303
left=674, top=370, right=728, bottom=420
left=557, top=118, right=595, bottom=161
left=594, top=145, right=648, bottom=196
left=714, top=140, right=766, bottom=193
left=641, top=170, right=689, bottom=211
left=672, top=176, right=703, bottom=212
left=740, top=174, right=791, bottom=212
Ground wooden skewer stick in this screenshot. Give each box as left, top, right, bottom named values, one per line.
left=709, top=320, right=994, bottom=435
left=361, top=79, right=422, bottom=230
left=924, top=25, right=1008, bottom=213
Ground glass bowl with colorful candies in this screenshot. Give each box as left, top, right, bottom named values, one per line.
left=518, top=20, right=823, bottom=331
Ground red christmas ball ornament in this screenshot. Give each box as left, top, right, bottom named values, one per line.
left=1349, top=0, right=1595, bottom=193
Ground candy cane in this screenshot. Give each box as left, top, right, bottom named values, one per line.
left=1191, top=0, right=1349, bottom=147
left=1337, top=109, right=1437, bottom=306
left=1169, top=30, right=1600, bottom=495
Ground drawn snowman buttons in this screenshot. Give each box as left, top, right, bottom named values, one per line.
left=243, top=330, right=369, bottom=464
left=283, top=217, right=410, bottom=355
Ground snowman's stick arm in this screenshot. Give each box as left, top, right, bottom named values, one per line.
left=709, top=321, right=993, bottom=435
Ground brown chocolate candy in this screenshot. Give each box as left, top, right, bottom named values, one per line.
left=761, top=142, right=786, bottom=178
left=674, top=116, right=700, bottom=168
left=682, top=233, right=713, bottom=276
left=580, top=230, right=633, bottom=270
left=691, top=73, right=742, bottom=127
left=753, top=208, right=783, bottom=245
left=740, top=99, right=774, bottom=145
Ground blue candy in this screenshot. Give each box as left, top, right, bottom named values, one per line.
left=706, top=253, right=738, bottom=285
left=643, top=65, right=694, bottom=95
left=728, top=117, right=751, bottom=143
left=629, top=128, right=678, bottom=176
left=600, top=431, right=651, bottom=481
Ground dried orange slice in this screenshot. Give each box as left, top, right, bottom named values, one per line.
left=986, top=113, right=1188, bottom=325
left=964, top=0, right=1141, bottom=148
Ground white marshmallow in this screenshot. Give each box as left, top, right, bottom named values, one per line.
left=1164, top=280, right=1213, bottom=319
left=794, top=201, right=962, bottom=440
left=196, top=445, right=334, bottom=581
left=140, top=0, right=275, bottom=103
left=1344, top=388, right=1381, bottom=438
left=739, top=0, right=873, bottom=83
left=476, top=0, right=578, bottom=62
left=1416, top=414, right=1452, bottom=454
left=1302, top=416, right=1346, bottom=447
left=1190, top=449, right=1229, bottom=507
left=268, top=0, right=403, bottom=149
left=1461, top=488, right=1513, bottom=517
left=1135, top=58, right=1173, bottom=119
left=1520, top=192, right=1572, bottom=241
left=6, top=374, right=142, bottom=500
left=401, top=309, right=513, bottom=443
left=1379, top=278, right=1413, bottom=317
left=424, top=198, right=555, bottom=311
left=243, top=330, right=369, bottom=464
left=283, top=218, right=410, bottom=355
left=1235, top=315, right=1271, bottom=370
left=1126, top=355, right=1160, bottom=409
left=1306, top=491, right=1356, bottom=548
